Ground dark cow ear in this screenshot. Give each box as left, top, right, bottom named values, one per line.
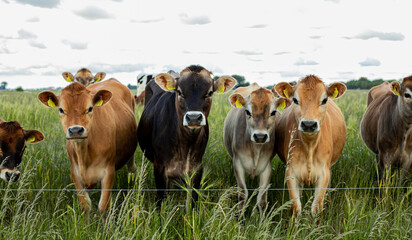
left=24, top=130, right=45, bottom=143
left=214, top=76, right=237, bottom=94
left=275, top=82, right=294, bottom=98
left=327, top=82, right=347, bottom=99
left=38, top=91, right=59, bottom=108
left=94, top=72, right=106, bottom=83
left=62, top=72, right=74, bottom=83
left=276, top=97, right=291, bottom=110
left=229, top=93, right=246, bottom=108
left=155, top=73, right=176, bottom=91
left=391, top=81, right=401, bottom=96
left=93, top=90, right=112, bottom=107
left=271, top=85, right=280, bottom=97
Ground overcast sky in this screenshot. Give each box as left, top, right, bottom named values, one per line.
left=0, top=0, right=411, bottom=89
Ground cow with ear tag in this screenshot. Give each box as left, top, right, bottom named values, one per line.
left=137, top=65, right=237, bottom=206
left=223, top=83, right=291, bottom=216
left=0, top=119, right=44, bottom=182
left=274, top=75, right=347, bottom=221
left=62, top=68, right=106, bottom=86
left=38, top=79, right=137, bottom=214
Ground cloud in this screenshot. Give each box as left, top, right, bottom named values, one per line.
left=294, top=58, right=319, bottom=66
left=74, top=6, right=113, bottom=20
left=14, top=0, right=60, bottom=8
left=0, top=47, right=13, bottom=54
left=131, top=18, right=164, bottom=24
left=324, top=0, right=340, bottom=3
left=179, top=14, right=211, bottom=25
left=0, top=67, right=33, bottom=76
left=359, top=58, right=381, bottom=67
left=62, top=40, right=88, bottom=50
left=247, top=24, right=267, bottom=29
left=18, top=29, right=37, bottom=39
left=87, top=63, right=152, bottom=73
left=29, top=40, right=46, bottom=49
left=26, top=17, right=40, bottom=22
left=351, top=30, right=405, bottom=41
left=234, top=50, right=262, bottom=55
left=310, top=36, right=322, bottom=39
left=274, top=51, right=289, bottom=55
left=279, top=71, right=302, bottom=78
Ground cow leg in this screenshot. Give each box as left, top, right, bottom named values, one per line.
left=154, top=162, right=167, bottom=207
left=401, top=156, right=412, bottom=184
left=312, top=167, right=330, bottom=222
left=127, top=156, right=137, bottom=173
left=233, top=157, right=248, bottom=214
left=286, top=167, right=301, bottom=217
left=257, top=161, right=271, bottom=216
left=99, top=165, right=115, bottom=213
left=191, top=165, right=203, bottom=205
left=70, top=166, right=91, bottom=213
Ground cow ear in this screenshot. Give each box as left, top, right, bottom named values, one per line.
left=94, top=72, right=106, bottom=83
left=271, top=85, right=280, bottom=97
left=62, top=72, right=74, bottom=83
left=214, top=76, right=237, bottom=94
left=275, top=82, right=294, bottom=98
left=155, top=73, right=176, bottom=91
left=391, top=81, right=401, bottom=96
left=24, top=130, right=45, bottom=143
left=93, top=90, right=112, bottom=107
left=38, top=91, right=59, bottom=108
left=276, top=97, right=291, bottom=110
left=327, top=82, right=347, bottom=99
left=229, top=93, right=246, bottom=108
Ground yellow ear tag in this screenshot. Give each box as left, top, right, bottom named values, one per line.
left=217, top=84, right=225, bottom=93
left=166, top=83, right=175, bottom=91
left=278, top=100, right=286, bottom=110
left=66, top=76, right=72, bottom=82
left=26, top=136, right=35, bottom=143
left=235, top=99, right=243, bottom=108
left=332, top=87, right=339, bottom=98
left=283, top=89, right=289, bottom=98
left=48, top=97, right=56, bottom=108
left=393, top=86, right=399, bottom=96
left=95, top=96, right=103, bottom=106
left=96, top=75, right=101, bottom=82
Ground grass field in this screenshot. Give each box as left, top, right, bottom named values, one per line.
left=0, top=89, right=411, bottom=239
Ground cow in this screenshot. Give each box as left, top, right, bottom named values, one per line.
left=0, top=119, right=44, bottom=182
left=62, top=68, right=106, bottom=86
left=137, top=65, right=236, bottom=206
left=274, top=75, right=347, bottom=219
left=38, top=79, right=138, bottom=213
left=223, top=83, right=291, bottom=215
left=361, top=77, right=412, bottom=183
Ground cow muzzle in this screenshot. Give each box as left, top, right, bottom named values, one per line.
left=183, top=111, right=206, bottom=128
left=299, top=119, right=320, bottom=134
left=0, top=168, right=20, bottom=182
left=251, top=131, right=270, bottom=144
left=67, top=125, right=88, bottom=141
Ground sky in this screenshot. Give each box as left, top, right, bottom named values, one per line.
left=0, top=0, right=411, bottom=89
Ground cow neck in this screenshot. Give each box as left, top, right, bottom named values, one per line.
left=397, top=97, right=412, bottom=126
left=70, top=137, right=90, bottom=168
left=299, top=131, right=320, bottom=186
left=178, top=122, right=205, bottom=142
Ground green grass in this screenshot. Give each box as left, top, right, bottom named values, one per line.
left=0, top=89, right=411, bottom=239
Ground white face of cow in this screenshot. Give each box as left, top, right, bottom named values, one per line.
left=229, top=88, right=291, bottom=143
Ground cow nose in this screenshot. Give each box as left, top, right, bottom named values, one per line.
left=253, top=133, right=268, bottom=143
left=68, top=126, right=85, bottom=136
left=5, top=172, right=19, bottom=182
left=300, top=120, right=318, bottom=132
left=185, top=113, right=203, bottom=125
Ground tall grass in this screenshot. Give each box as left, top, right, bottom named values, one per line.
left=0, top=89, right=411, bottom=239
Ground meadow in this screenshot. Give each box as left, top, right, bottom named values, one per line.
left=0, top=89, right=411, bottom=239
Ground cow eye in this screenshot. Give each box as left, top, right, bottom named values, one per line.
left=293, top=98, right=299, bottom=105
left=87, top=106, right=93, bottom=113
left=405, top=93, right=411, bottom=98
left=270, top=110, right=276, bottom=116
left=245, top=109, right=251, bottom=117
left=59, top=108, right=65, bottom=114
left=205, top=91, right=213, bottom=98
left=321, top=98, right=328, bottom=105
left=177, top=90, right=184, bottom=98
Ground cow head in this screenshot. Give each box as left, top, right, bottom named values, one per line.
left=154, top=65, right=237, bottom=129
left=38, top=83, right=112, bottom=142
left=229, top=87, right=291, bottom=143
left=0, top=120, right=44, bottom=182
left=62, top=68, right=106, bottom=86
left=391, top=76, right=412, bottom=113
left=275, top=75, right=346, bottom=135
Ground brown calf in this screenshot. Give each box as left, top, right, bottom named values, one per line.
left=275, top=75, right=347, bottom=218
left=62, top=68, right=106, bottom=86
left=38, top=79, right=137, bottom=213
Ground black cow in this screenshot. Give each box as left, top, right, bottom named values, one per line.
left=137, top=65, right=236, bottom=205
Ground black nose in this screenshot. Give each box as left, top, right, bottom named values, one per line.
left=68, top=126, right=85, bottom=137
left=5, top=172, right=20, bottom=182
left=185, top=113, right=203, bottom=126
left=300, top=120, right=318, bottom=132
left=253, top=133, right=268, bottom=143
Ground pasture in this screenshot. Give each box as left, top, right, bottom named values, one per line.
left=0, top=89, right=411, bottom=239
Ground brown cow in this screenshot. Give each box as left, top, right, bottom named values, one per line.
left=62, top=68, right=106, bottom=86
left=224, top=83, right=290, bottom=215
left=38, top=79, right=137, bottom=213
left=361, top=77, right=412, bottom=182
left=0, top=119, right=44, bottom=182
left=275, top=75, right=347, bottom=218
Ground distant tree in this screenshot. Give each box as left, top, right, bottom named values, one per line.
left=345, top=77, right=393, bottom=89
left=0, top=81, right=7, bottom=90
left=127, top=84, right=137, bottom=90
left=16, top=86, right=24, bottom=92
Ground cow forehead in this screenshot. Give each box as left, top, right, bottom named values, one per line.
left=249, top=88, right=274, bottom=108
left=0, top=123, right=25, bottom=151
left=60, top=83, right=92, bottom=108
left=178, top=72, right=213, bottom=91
left=295, top=77, right=326, bottom=101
